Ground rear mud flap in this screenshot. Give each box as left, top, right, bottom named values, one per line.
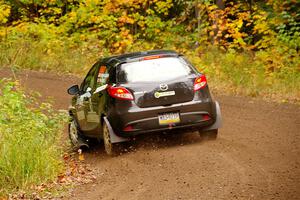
left=202, top=101, right=222, bottom=131
left=103, top=117, right=129, bottom=143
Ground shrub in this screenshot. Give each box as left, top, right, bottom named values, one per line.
left=188, top=46, right=300, bottom=101
left=0, top=79, right=66, bottom=195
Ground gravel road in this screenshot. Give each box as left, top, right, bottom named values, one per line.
left=1, top=68, right=299, bottom=200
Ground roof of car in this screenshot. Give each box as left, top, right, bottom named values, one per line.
left=102, top=50, right=180, bottom=66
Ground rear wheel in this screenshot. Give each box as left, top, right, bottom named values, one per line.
left=103, top=122, right=118, bottom=155
left=199, top=129, right=218, bottom=140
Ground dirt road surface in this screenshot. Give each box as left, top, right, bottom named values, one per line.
left=1, top=68, right=299, bottom=200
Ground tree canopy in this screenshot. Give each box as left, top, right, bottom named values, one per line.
left=0, top=0, right=299, bottom=52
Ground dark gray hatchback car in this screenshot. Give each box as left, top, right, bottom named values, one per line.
left=67, top=50, right=222, bottom=155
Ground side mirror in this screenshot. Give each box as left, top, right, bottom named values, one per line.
left=67, top=85, right=80, bottom=95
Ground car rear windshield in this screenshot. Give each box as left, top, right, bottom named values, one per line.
left=117, top=57, right=194, bottom=83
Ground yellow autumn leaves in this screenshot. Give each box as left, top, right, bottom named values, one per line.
left=0, top=1, right=10, bottom=24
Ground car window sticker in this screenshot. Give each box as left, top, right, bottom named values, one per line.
left=99, top=65, right=106, bottom=74
left=97, top=66, right=109, bottom=84
left=154, top=91, right=176, bottom=98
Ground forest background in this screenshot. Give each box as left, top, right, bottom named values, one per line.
left=0, top=0, right=299, bottom=101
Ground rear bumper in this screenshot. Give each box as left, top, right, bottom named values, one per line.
left=201, top=101, right=222, bottom=131
left=107, top=99, right=220, bottom=138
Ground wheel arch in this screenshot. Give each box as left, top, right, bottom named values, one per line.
left=103, top=117, right=129, bottom=143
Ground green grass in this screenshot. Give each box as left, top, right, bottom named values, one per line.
left=0, top=80, right=66, bottom=196
left=0, top=37, right=299, bottom=102
left=186, top=47, right=300, bottom=102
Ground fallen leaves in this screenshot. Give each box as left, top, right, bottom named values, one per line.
left=78, top=149, right=85, bottom=161
left=7, top=150, right=97, bottom=200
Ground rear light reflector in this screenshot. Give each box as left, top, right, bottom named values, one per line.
left=123, top=125, right=133, bottom=132
left=203, top=114, right=211, bottom=121
left=194, top=75, right=207, bottom=91
left=107, top=86, right=134, bottom=100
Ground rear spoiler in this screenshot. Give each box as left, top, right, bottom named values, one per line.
left=124, top=53, right=180, bottom=64
left=106, top=52, right=183, bottom=71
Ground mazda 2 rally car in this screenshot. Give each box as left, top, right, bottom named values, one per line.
left=67, top=50, right=222, bottom=155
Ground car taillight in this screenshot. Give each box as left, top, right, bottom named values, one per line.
left=107, top=86, right=134, bottom=100
left=194, top=75, right=207, bottom=91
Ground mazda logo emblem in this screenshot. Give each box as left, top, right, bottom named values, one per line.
left=159, top=84, right=168, bottom=91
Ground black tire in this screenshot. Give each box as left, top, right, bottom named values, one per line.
left=102, top=122, right=121, bottom=156
left=68, top=117, right=88, bottom=150
left=199, top=129, right=218, bottom=140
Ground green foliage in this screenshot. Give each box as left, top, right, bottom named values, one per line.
left=1, top=0, right=298, bottom=52
left=191, top=47, right=300, bottom=100
left=0, top=0, right=299, bottom=101
left=0, top=80, right=66, bottom=195
left=0, top=1, right=10, bottom=24
left=0, top=31, right=99, bottom=74
left=276, top=11, right=300, bottom=50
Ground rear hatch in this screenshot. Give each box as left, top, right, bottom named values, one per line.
left=117, top=56, right=197, bottom=108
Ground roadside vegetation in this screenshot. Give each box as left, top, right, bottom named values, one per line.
left=0, top=79, right=66, bottom=196
left=0, top=0, right=299, bottom=101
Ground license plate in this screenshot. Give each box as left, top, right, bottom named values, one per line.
left=158, top=112, right=180, bottom=125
